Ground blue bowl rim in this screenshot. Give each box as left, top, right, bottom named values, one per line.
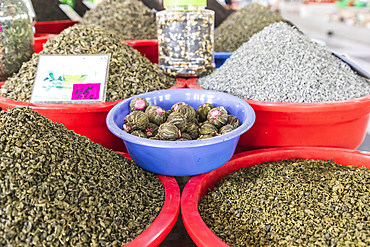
left=214, top=52, right=232, bottom=59
left=106, top=89, right=256, bottom=149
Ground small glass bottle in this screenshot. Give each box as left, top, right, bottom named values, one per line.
left=157, top=0, right=215, bottom=77
left=0, top=0, right=34, bottom=81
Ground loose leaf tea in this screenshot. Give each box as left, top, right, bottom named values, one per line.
left=214, top=3, right=284, bottom=52
left=199, top=22, right=370, bottom=103
left=199, top=159, right=370, bottom=246
left=0, top=107, right=165, bottom=246
left=0, top=24, right=175, bottom=102
left=0, top=0, right=34, bottom=81
left=82, top=0, right=158, bottom=40
left=157, top=10, right=215, bottom=77
left=123, top=98, right=241, bottom=141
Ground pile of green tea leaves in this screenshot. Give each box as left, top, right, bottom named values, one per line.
left=200, top=158, right=370, bottom=246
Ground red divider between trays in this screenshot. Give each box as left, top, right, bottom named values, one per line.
left=118, top=151, right=181, bottom=247
left=181, top=147, right=370, bottom=247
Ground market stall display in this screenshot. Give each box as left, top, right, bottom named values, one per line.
left=106, top=89, right=255, bottom=176
left=0, top=0, right=34, bottom=81
left=82, top=0, right=157, bottom=40
left=182, top=147, right=370, bottom=247
left=3, top=0, right=370, bottom=245
left=214, top=3, right=285, bottom=52
left=0, top=107, right=180, bottom=246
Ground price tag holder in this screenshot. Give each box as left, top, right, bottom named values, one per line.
left=31, top=54, right=111, bottom=104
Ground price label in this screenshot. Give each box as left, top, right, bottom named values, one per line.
left=72, top=83, right=100, bottom=100
left=31, top=54, right=111, bottom=104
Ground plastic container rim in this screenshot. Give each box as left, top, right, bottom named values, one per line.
left=106, top=88, right=256, bottom=149
left=124, top=39, right=158, bottom=46
left=189, top=79, right=370, bottom=113
left=115, top=152, right=181, bottom=247
left=181, top=147, right=370, bottom=247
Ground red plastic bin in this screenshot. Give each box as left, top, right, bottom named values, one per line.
left=125, top=39, right=158, bottom=64
left=186, top=78, right=370, bottom=151
left=0, top=79, right=186, bottom=152
left=116, top=152, right=180, bottom=246
left=34, top=20, right=78, bottom=34
left=181, top=147, right=370, bottom=247
left=34, top=33, right=56, bottom=53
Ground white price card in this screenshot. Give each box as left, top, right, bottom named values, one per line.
left=31, top=54, right=111, bottom=104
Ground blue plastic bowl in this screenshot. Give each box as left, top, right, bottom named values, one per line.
left=106, top=89, right=256, bottom=176
left=214, top=52, right=232, bottom=68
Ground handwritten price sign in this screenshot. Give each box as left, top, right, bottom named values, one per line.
left=72, top=83, right=101, bottom=100
left=31, top=54, right=110, bottom=104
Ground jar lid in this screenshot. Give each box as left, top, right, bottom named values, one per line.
left=163, top=0, right=206, bottom=7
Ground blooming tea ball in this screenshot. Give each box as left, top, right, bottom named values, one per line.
left=145, top=123, right=159, bottom=138
left=176, top=104, right=197, bottom=122
left=131, top=130, right=147, bottom=138
left=220, top=124, right=234, bottom=135
left=124, top=111, right=149, bottom=131
left=147, top=106, right=166, bottom=126
left=157, top=123, right=181, bottom=141
left=197, top=103, right=215, bottom=123
left=185, top=122, right=200, bottom=140
left=167, top=112, right=188, bottom=132
left=228, top=115, right=241, bottom=129
left=207, top=106, right=228, bottom=128
left=171, top=102, right=187, bottom=112
left=199, top=123, right=218, bottom=136
left=179, top=132, right=192, bottom=141
left=130, top=97, right=149, bottom=112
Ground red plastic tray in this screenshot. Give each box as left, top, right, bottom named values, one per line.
left=124, top=39, right=158, bottom=64
left=186, top=78, right=370, bottom=152
left=34, top=33, right=56, bottom=53
left=115, top=152, right=180, bottom=247
left=0, top=79, right=186, bottom=152
left=35, top=20, right=78, bottom=34
left=181, top=147, right=370, bottom=247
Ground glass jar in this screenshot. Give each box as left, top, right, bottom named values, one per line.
left=0, top=0, right=34, bottom=81
left=157, top=0, right=215, bottom=77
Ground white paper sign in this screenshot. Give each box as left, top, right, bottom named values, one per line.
left=59, top=4, right=83, bottom=22
left=31, top=54, right=111, bottom=104
left=83, top=0, right=104, bottom=9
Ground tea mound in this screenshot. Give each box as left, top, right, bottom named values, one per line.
left=0, top=107, right=165, bottom=246
left=199, top=159, right=370, bottom=246
left=123, top=99, right=242, bottom=141
left=0, top=24, right=175, bottom=102
left=214, top=3, right=285, bottom=52
left=82, top=0, right=157, bottom=40
left=199, top=22, right=370, bottom=103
